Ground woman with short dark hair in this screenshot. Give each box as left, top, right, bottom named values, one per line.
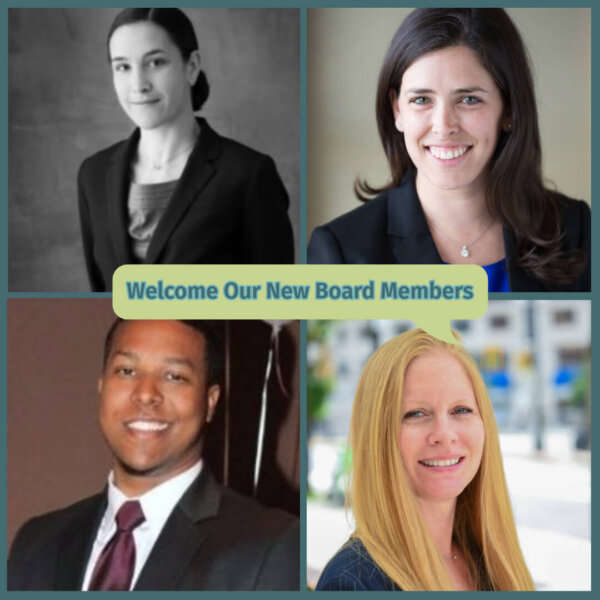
left=79, top=8, right=293, bottom=292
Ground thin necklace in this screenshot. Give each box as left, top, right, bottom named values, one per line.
left=429, top=218, right=494, bottom=258
left=151, top=139, right=197, bottom=171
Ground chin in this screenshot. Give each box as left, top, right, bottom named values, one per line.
left=117, top=457, right=164, bottom=477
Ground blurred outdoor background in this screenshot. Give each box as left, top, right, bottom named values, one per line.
left=307, top=300, right=591, bottom=591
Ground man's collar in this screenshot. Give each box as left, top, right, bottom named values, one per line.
left=105, top=461, right=203, bottom=531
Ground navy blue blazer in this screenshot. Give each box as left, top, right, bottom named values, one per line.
left=316, top=538, right=400, bottom=591
left=308, top=174, right=590, bottom=292
left=8, top=469, right=299, bottom=591
left=78, top=118, right=294, bottom=292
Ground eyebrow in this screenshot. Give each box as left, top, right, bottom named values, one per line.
left=110, top=350, right=196, bottom=370
left=110, top=49, right=166, bottom=63
left=404, top=86, right=489, bottom=95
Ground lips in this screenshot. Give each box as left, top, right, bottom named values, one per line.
left=125, top=420, right=169, bottom=432
left=427, top=145, right=472, bottom=161
left=129, top=99, right=160, bottom=106
left=419, top=457, right=464, bottom=467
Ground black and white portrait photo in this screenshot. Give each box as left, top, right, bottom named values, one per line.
left=9, top=8, right=300, bottom=292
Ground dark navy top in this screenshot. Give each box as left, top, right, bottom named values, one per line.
left=316, top=538, right=400, bottom=591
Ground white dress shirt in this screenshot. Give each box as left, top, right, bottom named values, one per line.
left=82, top=461, right=202, bottom=591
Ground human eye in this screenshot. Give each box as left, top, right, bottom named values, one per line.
left=114, top=364, right=135, bottom=377
left=453, top=406, right=474, bottom=415
left=165, top=370, right=189, bottom=383
left=112, top=62, right=130, bottom=73
left=403, top=409, right=425, bottom=419
left=409, top=96, right=430, bottom=106
left=148, top=57, right=167, bottom=69
left=460, top=96, right=482, bottom=105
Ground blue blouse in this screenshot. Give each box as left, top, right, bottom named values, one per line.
left=482, top=257, right=509, bottom=292
left=444, top=257, right=509, bottom=292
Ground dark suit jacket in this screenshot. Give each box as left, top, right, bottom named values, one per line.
left=78, top=118, right=294, bottom=292
left=316, top=538, right=399, bottom=591
left=7, top=469, right=299, bottom=591
left=308, top=174, right=591, bottom=292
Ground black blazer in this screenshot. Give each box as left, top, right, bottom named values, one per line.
left=8, top=469, right=299, bottom=591
left=308, top=175, right=591, bottom=292
left=316, top=538, right=399, bottom=591
left=78, top=118, right=294, bottom=292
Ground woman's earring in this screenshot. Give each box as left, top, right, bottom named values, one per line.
left=504, top=122, right=512, bottom=132
left=395, top=117, right=403, bottom=132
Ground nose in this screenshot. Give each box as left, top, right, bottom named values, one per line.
left=132, top=375, right=162, bottom=406
left=131, top=66, right=152, bottom=94
left=426, top=414, right=458, bottom=446
left=431, top=102, right=458, bottom=137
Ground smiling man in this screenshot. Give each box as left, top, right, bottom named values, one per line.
left=8, top=319, right=299, bottom=591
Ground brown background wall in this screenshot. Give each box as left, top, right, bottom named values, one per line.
left=7, top=299, right=300, bottom=547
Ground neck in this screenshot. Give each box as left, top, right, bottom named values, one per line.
left=417, top=498, right=456, bottom=560
left=112, top=453, right=202, bottom=497
left=416, top=171, right=491, bottom=230
left=138, top=112, right=199, bottom=165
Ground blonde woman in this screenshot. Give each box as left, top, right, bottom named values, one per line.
left=316, top=329, right=534, bottom=591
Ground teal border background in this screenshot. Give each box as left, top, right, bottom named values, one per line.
left=1, top=0, right=595, bottom=597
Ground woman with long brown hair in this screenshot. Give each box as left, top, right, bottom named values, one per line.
left=308, top=9, right=589, bottom=292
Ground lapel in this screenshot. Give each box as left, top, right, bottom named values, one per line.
left=106, top=132, right=139, bottom=266
left=386, top=172, right=443, bottom=264
left=134, top=468, right=222, bottom=591
left=145, top=118, right=222, bottom=263
left=104, top=118, right=222, bottom=266
left=54, top=494, right=106, bottom=591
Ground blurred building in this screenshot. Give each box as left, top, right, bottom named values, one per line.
left=309, top=300, right=590, bottom=438
left=307, top=301, right=591, bottom=590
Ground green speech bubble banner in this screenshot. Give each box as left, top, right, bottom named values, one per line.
left=113, top=265, right=487, bottom=344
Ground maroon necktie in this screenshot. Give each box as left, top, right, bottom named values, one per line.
left=88, top=500, right=146, bottom=591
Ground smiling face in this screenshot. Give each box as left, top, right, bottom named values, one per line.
left=392, top=45, right=507, bottom=196
left=398, top=348, right=485, bottom=507
left=109, top=21, right=199, bottom=131
left=99, top=320, right=219, bottom=495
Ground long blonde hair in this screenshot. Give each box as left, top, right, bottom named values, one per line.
left=348, top=329, right=534, bottom=590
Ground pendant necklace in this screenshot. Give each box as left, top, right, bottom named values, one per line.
left=151, top=140, right=197, bottom=171
left=430, top=218, right=494, bottom=258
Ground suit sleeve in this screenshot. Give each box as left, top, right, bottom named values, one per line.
left=77, top=160, right=106, bottom=292
left=308, top=226, right=346, bottom=264
left=7, top=516, right=53, bottom=591
left=242, top=155, right=294, bottom=263
left=253, top=519, right=299, bottom=590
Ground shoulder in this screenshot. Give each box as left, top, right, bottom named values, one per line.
left=8, top=492, right=103, bottom=583
left=318, top=192, right=391, bottom=235
left=316, top=538, right=400, bottom=591
left=555, top=193, right=591, bottom=237
left=78, top=139, right=128, bottom=181
left=308, top=191, right=392, bottom=264
left=216, top=485, right=298, bottom=542
left=216, top=134, right=274, bottom=167
left=11, top=493, right=103, bottom=547
left=203, top=485, right=298, bottom=590
left=211, top=133, right=283, bottom=190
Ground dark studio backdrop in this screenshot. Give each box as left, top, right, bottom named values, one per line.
left=6, top=299, right=300, bottom=547
left=9, top=8, right=300, bottom=291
